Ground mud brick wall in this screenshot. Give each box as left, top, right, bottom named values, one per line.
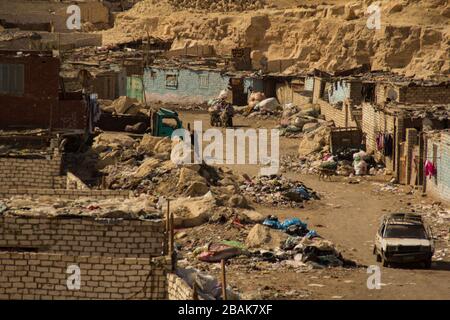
left=399, top=85, right=450, bottom=104
left=361, top=103, right=396, bottom=172
left=167, top=273, right=194, bottom=300
left=0, top=154, right=65, bottom=189
left=0, top=216, right=166, bottom=258
left=0, top=188, right=131, bottom=200
left=375, top=84, right=401, bottom=105
left=426, top=132, right=450, bottom=203
left=0, top=252, right=170, bottom=300
left=319, top=100, right=358, bottom=128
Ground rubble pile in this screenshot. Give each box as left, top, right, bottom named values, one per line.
left=239, top=174, right=320, bottom=207
left=241, top=96, right=282, bottom=119
left=90, top=133, right=246, bottom=202
left=99, top=96, right=149, bottom=116
left=168, top=0, right=266, bottom=12
left=278, top=103, right=324, bottom=138
left=0, top=195, right=160, bottom=220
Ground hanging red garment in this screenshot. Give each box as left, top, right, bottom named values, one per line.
left=376, top=133, right=384, bottom=151
left=424, top=160, right=437, bottom=178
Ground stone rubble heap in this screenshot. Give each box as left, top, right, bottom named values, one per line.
left=168, top=0, right=266, bottom=12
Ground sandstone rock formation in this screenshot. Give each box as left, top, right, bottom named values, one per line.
left=102, top=0, right=450, bottom=79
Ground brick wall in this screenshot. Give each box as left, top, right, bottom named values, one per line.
left=0, top=188, right=131, bottom=199
left=0, top=252, right=170, bottom=300
left=361, top=103, right=396, bottom=171
left=399, top=85, right=450, bottom=104
left=426, top=132, right=450, bottom=203
left=0, top=152, right=65, bottom=189
left=0, top=216, right=165, bottom=258
left=319, top=100, right=358, bottom=128
left=376, top=83, right=450, bottom=105
left=66, top=172, right=90, bottom=190
left=167, top=273, right=194, bottom=300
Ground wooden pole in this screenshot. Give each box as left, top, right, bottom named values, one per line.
left=192, top=282, right=199, bottom=300
left=221, top=259, right=227, bottom=301
left=170, top=211, right=174, bottom=254
left=165, top=199, right=170, bottom=232
left=165, top=198, right=170, bottom=255
left=170, top=210, right=175, bottom=271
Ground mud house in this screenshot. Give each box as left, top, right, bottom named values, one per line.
left=313, top=77, right=370, bottom=128
left=144, top=65, right=231, bottom=105
left=424, top=130, right=450, bottom=203
left=0, top=51, right=95, bottom=132
left=143, top=57, right=265, bottom=106
left=362, top=103, right=449, bottom=184
left=375, top=80, right=450, bottom=105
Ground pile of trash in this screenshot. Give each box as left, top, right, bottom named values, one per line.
left=247, top=217, right=356, bottom=268
left=281, top=140, right=386, bottom=178
left=239, top=174, right=320, bottom=207
left=186, top=216, right=355, bottom=270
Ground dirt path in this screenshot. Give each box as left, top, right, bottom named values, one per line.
left=177, top=111, right=450, bottom=300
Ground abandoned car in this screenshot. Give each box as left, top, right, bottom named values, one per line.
left=373, top=213, right=434, bottom=268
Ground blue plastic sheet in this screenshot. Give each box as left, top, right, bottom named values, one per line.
left=263, top=217, right=307, bottom=230
left=305, top=230, right=319, bottom=239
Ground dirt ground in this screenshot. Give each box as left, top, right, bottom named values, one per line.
left=176, top=110, right=450, bottom=300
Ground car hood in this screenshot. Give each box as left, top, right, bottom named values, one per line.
left=382, top=238, right=431, bottom=246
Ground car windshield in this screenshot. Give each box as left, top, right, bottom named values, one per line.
left=384, top=224, right=428, bottom=239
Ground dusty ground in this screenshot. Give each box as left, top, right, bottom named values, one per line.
left=176, top=110, right=450, bottom=300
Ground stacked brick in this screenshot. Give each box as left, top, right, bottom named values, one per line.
left=0, top=153, right=65, bottom=189
left=0, top=252, right=169, bottom=300
left=0, top=188, right=131, bottom=200
left=361, top=103, right=397, bottom=171
left=167, top=273, right=194, bottom=300
left=0, top=216, right=174, bottom=300
left=375, top=83, right=450, bottom=105
left=0, top=216, right=166, bottom=258
left=399, top=86, right=450, bottom=104
left=319, top=100, right=358, bottom=128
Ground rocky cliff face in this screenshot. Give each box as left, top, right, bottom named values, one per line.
left=102, top=0, right=450, bottom=79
